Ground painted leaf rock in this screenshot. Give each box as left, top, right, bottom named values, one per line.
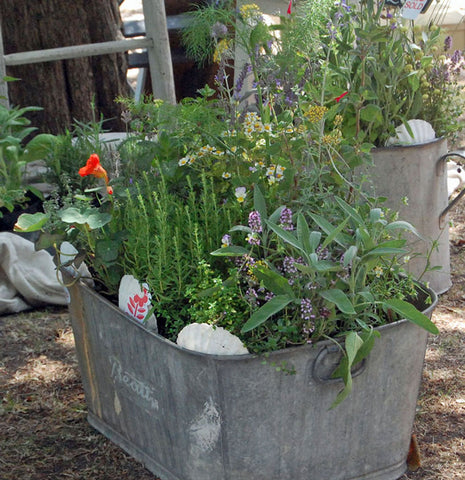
left=118, top=274, right=157, bottom=331
left=177, top=323, right=249, bottom=355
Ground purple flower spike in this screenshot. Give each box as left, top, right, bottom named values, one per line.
left=248, top=210, right=262, bottom=233
left=279, top=207, right=294, bottom=231
left=444, top=35, right=453, bottom=51
left=300, top=298, right=313, bottom=321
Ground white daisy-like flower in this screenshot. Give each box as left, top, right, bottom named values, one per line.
left=244, top=126, right=255, bottom=136
left=267, top=176, right=277, bottom=185
left=222, top=172, right=232, bottom=179
left=266, top=165, right=276, bottom=176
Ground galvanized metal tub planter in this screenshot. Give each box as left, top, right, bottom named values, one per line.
left=368, top=138, right=450, bottom=294
left=67, top=279, right=437, bottom=480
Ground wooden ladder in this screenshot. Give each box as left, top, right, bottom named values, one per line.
left=0, top=0, right=176, bottom=108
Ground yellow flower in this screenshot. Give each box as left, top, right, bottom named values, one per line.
left=334, top=114, right=343, bottom=127
left=304, top=105, right=328, bottom=123
left=235, top=186, right=247, bottom=203
left=239, top=4, right=261, bottom=19
left=213, top=38, right=232, bottom=63
left=321, top=130, right=342, bottom=146
left=373, top=265, right=384, bottom=278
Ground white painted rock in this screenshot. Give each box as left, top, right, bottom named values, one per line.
left=60, top=241, right=79, bottom=265
left=119, top=274, right=157, bottom=331
left=386, top=119, right=436, bottom=146
left=177, top=323, right=249, bottom=355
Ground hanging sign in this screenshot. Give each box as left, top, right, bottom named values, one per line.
left=385, top=0, right=433, bottom=14
left=400, top=0, right=428, bottom=20
left=384, top=0, right=405, bottom=6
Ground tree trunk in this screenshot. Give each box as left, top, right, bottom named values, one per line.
left=0, top=0, right=131, bottom=134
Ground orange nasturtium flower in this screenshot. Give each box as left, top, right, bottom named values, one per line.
left=78, top=153, right=113, bottom=194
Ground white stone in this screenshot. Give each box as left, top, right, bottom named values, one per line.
left=177, top=323, right=249, bottom=355
left=60, top=241, right=79, bottom=265
left=386, top=119, right=436, bottom=146
left=59, top=242, right=93, bottom=285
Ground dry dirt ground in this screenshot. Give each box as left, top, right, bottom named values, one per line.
left=0, top=201, right=464, bottom=479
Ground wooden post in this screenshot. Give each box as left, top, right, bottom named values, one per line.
left=0, top=15, right=9, bottom=107
left=142, top=0, right=176, bottom=104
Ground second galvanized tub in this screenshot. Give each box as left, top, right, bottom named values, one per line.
left=367, top=138, right=450, bottom=294
left=67, top=280, right=437, bottom=480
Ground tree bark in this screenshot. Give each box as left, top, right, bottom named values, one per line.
left=0, top=0, right=131, bottom=134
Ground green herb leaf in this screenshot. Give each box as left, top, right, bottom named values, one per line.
left=266, top=220, right=303, bottom=252
left=319, top=289, right=356, bottom=314
left=253, top=185, right=267, bottom=220
left=343, top=245, right=358, bottom=267
left=383, top=298, right=439, bottom=334
left=211, top=245, right=250, bottom=256
left=241, top=295, right=294, bottom=333
left=253, top=266, right=295, bottom=297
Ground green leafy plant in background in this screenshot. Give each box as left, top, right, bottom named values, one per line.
left=0, top=101, right=56, bottom=216
left=183, top=0, right=465, bottom=147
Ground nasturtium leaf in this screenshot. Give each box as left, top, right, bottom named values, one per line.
left=14, top=212, right=49, bottom=232
left=95, top=239, right=121, bottom=263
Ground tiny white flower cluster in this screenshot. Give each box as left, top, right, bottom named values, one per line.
left=266, top=164, right=286, bottom=184
left=243, top=112, right=272, bottom=137
left=178, top=144, right=225, bottom=166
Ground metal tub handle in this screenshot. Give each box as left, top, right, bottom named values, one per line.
left=311, top=344, right=367, bottom=384
left=437, top=150, right=465, bottom=228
